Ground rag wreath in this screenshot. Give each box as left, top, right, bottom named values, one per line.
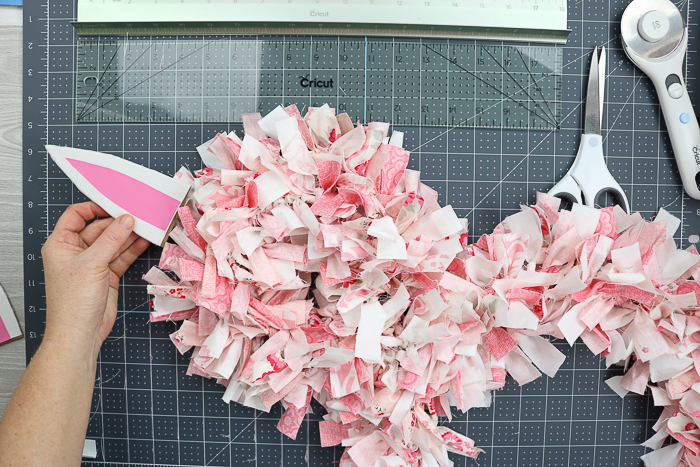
left=145, top=104, right=700, bottom=467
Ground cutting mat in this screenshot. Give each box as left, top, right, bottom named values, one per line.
left=21, top=0, right=700, bottom=466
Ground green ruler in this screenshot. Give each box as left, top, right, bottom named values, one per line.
left=73, top=0, right=570, bottom=43
left=76, top=37, right=563, bottom=129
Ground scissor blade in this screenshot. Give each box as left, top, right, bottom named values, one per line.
left=599, top=47, right=605, bottom=128
left=584, top=47, right=601, bottom=135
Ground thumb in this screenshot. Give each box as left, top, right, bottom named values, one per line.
left=88, top=214, right=135, bottom=264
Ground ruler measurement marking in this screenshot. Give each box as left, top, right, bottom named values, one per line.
left=79, top=39, right=215, bottom=121
left=480, top=44, right=554, bottom=126
left=516, top=46, right=558, bottom=127
left=424, top=43, right=556, bottom=128
left=76, top=42, right=120, bottom=119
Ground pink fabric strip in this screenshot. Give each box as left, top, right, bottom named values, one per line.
left=0, top=317, right=11, bottom=343
left=67, top=158, right=180, bottom=231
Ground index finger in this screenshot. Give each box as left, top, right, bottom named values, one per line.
left=53, top=202, right=111, bottom=235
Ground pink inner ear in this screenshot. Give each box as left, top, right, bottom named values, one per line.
left=0, top=317, right=10, bottom=343
left=67, top=158, right=181, bottom=231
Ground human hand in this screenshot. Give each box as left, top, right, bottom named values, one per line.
left=41, top=202, right=150, bottom=360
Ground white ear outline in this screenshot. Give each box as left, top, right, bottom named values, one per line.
left=0, top=284, right=21, bottom=341
left=46, top=145, right=190, bottom=246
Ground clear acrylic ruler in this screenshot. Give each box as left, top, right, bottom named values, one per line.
left=73, top=0, right=570, bottom=43
left=75, top=37, right=562, bottom=129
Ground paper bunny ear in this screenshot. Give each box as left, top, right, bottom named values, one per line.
left=0, top=284, right=21, bottom=345
left=46, top=145, right=190, bottom=246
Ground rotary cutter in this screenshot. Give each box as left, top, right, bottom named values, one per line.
left=622, top=0, right=700, bottom=199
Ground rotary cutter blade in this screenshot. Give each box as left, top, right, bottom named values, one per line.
left=622, top=0, right=700, bottom=199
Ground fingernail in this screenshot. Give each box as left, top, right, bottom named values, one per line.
left=119, top=215, right=134, bottom=230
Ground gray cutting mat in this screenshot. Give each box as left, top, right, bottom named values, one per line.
left=21, top=0, right=700, bottom=466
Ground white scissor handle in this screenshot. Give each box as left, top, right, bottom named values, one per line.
left=549, top=135, right=630, bottom=213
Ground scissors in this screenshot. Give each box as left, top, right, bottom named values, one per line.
left=549, top=46, right=630, bottom=213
